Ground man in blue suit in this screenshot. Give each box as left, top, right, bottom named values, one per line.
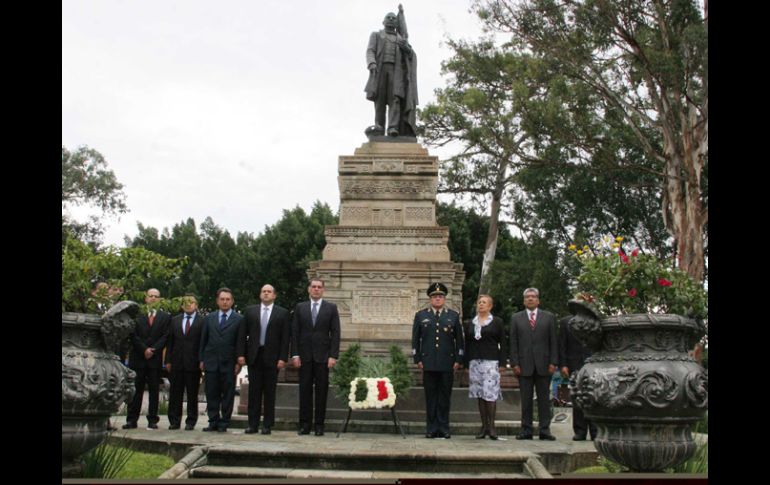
left=199, top=287, right=244, bottom=432
left=291, top=278, right=341, bottom=436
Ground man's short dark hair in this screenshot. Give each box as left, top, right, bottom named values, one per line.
left=308, top=278, right=325, bottom=287
left=216, top=287, right=233, bottom=298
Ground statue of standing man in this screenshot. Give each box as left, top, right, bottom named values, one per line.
left=365, top=5, right=418, bottom=139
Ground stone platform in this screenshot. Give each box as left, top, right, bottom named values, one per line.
left=104, top=409, right=600, bottom=479
left=243, top=382, right=525, bottom=424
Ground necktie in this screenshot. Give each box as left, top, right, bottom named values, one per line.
left=260, top=307, right=269, bottom=346
left=311, top=302, right=319, bottom=327
left=184, top=315, right=191, bottom=336
left=220, top=312, right=228, bottom=330
left=148, top=312, right=155, bottom=326
left=529, top=311, right=536, bottom=330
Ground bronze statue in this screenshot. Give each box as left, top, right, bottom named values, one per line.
left=365, top=5, right=418, bottom=138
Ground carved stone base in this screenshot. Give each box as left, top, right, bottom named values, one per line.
left=62, top=309, right=137, bottom=477
left=593, top=421, right=698, bottom=472
left=568, top=309, right=707, bottom=472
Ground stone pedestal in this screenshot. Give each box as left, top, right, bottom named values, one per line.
left=307, top=141, right=465, bottom=355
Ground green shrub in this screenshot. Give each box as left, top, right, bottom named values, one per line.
left=331, top=344, right=414, bottom=404
left=330, top=344, right=362, bottom=401
left=386, top=345, right=413, bottom=399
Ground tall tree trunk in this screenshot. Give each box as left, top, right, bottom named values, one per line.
left=478, top=192, right=502, bottom=296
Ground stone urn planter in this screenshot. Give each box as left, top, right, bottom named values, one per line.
left=61, top=302, right=138, bottom=477
left=567, top=299, right=707, bottom=472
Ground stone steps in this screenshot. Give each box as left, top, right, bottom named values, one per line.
left=190, top=465, right=531, bottom=479
left=189, top=446, right=543, bottom=479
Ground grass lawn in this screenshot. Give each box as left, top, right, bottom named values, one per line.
left=112, top=447, right=175, bottom=479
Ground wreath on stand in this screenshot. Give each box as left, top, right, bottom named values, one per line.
left=330, top=343, right=413, bottom=407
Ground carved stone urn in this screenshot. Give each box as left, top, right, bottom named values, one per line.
left=567, top=300, right=707, bottom=472
left=61, top=301, right=138, bottom=477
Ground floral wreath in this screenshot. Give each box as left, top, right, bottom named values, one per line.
left=348, top=377, right=396, bottom=409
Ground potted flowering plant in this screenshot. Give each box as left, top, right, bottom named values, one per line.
left=565, top=236, right=708, bottom=473
left=569, top=236, right=707, bottom=319
left=62, top=237, right=184, bottom=477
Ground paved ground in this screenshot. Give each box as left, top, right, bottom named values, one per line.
left=108, top=402, right=600, bottom=478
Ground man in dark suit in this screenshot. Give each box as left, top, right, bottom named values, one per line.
left=237, top=284, right=291, bottom=435
left=411, top=282, right=464, bottom=439
left=123, top=288, right=171, bottom=430
left=291, top=277, right=341, bottom=436
left=509, top=287, right=558, bottom=440
left=199, top=287, right=244, bottom=432
left=164, top=294, right=203, bottom=431
left=558, top=315, right=597, bottom=441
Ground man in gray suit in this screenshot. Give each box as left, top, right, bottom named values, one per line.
left=199, top=287, right=244, bottom=432
left=509, top=288, right=558, bottom=440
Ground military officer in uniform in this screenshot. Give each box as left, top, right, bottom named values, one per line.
left=412, top=283, right=464, bottom=439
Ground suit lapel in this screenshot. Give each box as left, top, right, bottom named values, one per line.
left=303, top=300, right=310, bottom=331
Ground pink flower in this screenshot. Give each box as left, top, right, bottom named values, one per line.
left=619, top=250, right=629, bottom=264
left=627, top=288, right=637, bottom=297
left=631, top=248, right=639, bottom=257
left=658, top=278, right=673, bottom=287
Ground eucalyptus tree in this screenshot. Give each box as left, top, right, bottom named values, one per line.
left=473, top=0, right=708, bottom=281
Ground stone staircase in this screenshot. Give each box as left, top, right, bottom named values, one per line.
left=187, top=445, right=548, bottom=479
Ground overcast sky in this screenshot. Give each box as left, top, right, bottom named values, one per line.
left=62, top=0, right=488, bottom=247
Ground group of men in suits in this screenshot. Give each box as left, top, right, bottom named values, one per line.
left=123, top=282, right=591, bottom=441
left=121, top=279, right=341, bottom=436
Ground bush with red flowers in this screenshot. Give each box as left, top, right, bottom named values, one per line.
left=569, top=236, right=707, bottom=319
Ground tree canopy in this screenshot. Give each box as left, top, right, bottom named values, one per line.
left=472, top=0, right=707, bottom=281
left=126, top=201, right=337, bottom=311
left=62, top=145, right=128, bottom=245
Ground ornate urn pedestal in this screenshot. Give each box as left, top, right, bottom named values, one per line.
left=61, top=302, right=138, bottom=477
left=567, top=300, right=707, bottom=472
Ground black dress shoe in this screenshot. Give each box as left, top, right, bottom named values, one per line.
left=244, top=427, right=258, bottom=434
left=147, top=423, right=158, bottom=429
left=122, top=423, right=137, bottom=430
left=539, top=432, right=556, bottom=441
left=184, top=424, right=195, bottom=431
left=442, top=432, right=451, bottom=439
left=202, top=426, right=217, bottom=432
left=572, top=434, right=587, bottom=441
left=261, top=428, right=271, bottom=435
left=314, top=426, right=325, bottom=436
left=516, top=432, right=533, bottom=440
left=217, top=427, right=227, bottom=433
left=168, top=424, right=180, bottom=430
left=298, top=428, right=311, bottom=435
